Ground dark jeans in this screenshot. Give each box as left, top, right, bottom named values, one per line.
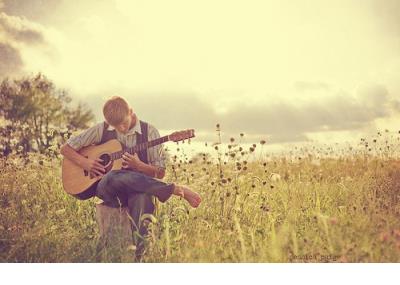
left=95, top=169, right=175, bottom=258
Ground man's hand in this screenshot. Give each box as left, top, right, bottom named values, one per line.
left=122, top=152, right=144, bottom=171
left=81, top=158, right=105, bottom=177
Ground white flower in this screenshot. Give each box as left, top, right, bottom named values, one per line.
left=270, top=173, right=281, bottom=182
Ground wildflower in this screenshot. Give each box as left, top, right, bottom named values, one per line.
left=270, top=173, right=281, bottom=182
left=329, top=217, right=338, bottom=225
left=260, top=140, right=266, bottom=145
left=240, top=133, right=244, bottom=137
left=249, top=147, right=255, bottom=152
left=380, top=232, right=389, bottom=242
left=230, top=137, right=235, bottom=143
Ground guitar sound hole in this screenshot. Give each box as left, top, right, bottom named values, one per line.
left=99, top=154, right=111, bottom=166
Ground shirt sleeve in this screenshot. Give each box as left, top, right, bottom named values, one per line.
left=66, top=122, right=103, bottom=151
left=147, top=124, right=167, bottom=169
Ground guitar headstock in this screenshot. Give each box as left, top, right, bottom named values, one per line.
left=169, top=129, right=195, bottom=142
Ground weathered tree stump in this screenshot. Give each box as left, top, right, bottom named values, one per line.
left=95, top=203, right=133, bottom=250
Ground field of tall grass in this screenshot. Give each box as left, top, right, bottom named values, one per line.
left=1, top=130, right=400, bottom=262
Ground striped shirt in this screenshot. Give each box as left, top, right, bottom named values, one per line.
left=66, top=119, right=166, bottom=169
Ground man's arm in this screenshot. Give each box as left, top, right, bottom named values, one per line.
left=60, top=144, right=105, bottom=176
left=122, top=152, right=165, bottom=179
left=146, top=125, right=167, bottom=179
left=60, top=123, right=105, bottom=176
left=122, top=124, right=166, bottom=179
left=138, top=162, right=165, bottom=179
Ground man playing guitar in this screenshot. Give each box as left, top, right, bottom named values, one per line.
left=60, top=96, right=201, bottom=259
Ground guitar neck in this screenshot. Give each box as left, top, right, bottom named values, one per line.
left=130, top=135, right=170, bottom=153
left=110, top=135, right=170, bottom=160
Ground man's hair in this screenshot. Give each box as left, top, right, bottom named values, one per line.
left=103, top=96, right=130, bottom=126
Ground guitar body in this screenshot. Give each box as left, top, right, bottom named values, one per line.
left=62, top=139, right=124, bottom=200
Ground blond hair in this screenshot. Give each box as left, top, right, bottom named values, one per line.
left=103, top=96, right=130, bottom=126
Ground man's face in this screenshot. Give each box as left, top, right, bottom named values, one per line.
left=112, top=109, right=136, bottom=134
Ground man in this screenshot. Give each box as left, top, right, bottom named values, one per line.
left=60, top=96, right=201, bottom=259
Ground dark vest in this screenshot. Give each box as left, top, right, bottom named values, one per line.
left=100, top=120, right=149, bottom=164
left=73, top=120, right=149, bottom=200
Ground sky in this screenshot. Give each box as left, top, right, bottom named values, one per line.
left=1, top=0, right=400, bottom=146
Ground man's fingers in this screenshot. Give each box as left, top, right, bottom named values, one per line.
left=91, top=169, right=104, bottom=177
left=93, top=164, right=105, bottom=172
left=95, top=162, right=105, bottom=169
left=124, top=152, right=135, bottom=158
left=95, top=158, right=104, bottom=163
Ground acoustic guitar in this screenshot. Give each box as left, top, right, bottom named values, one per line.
left=62, top=129, right=195, bottom=200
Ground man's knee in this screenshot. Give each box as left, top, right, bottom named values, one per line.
left=96, top=170, right=120, bottom=197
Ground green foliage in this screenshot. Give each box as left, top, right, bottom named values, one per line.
left=0, top=73, right=94, bottom=156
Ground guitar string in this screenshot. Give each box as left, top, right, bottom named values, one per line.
left=109, top=135, right=170, bottom=161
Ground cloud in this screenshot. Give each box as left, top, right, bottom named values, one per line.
left=0, top=12, right=44, bottom=44
left=0, top=42, right=22, bottom=75
left=220, top=84, right=397, bottom=137
left=83, top=83, right=399, bottom=144
left=0, top=11, right=47, bottom=77
left=1, top=0, right=62, bottom=23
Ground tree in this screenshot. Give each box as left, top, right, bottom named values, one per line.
left=0, top=73, right=95, bottom=156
